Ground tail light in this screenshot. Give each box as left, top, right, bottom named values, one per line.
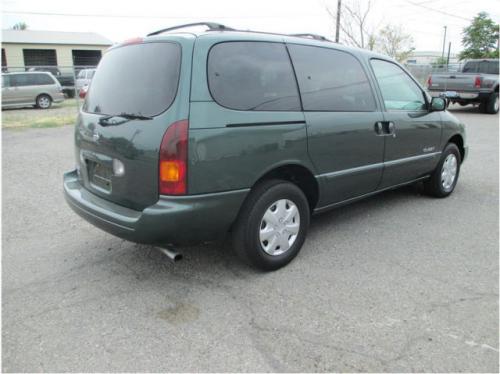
left=427, top=76, right=432, bottom=87
left=159, top=120, right=188, bottom=195
left=79, top=86, right=88, bottom=99
left=474, top=76, right=481, bottom=88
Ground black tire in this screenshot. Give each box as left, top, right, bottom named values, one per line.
left=423, top=143, right=461, bottom=198
left=36, top=94, right=52, bottom=109
left=486, top=92, right=499, bottom=114
left=232, top=179, right=310, bottom=271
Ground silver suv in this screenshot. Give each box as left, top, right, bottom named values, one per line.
left=1, top=72, right=65, bottom=109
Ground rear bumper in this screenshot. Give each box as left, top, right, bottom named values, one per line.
left=63, top=170, right=249, bottom=245
left=428, top=90, right=492, bottom=101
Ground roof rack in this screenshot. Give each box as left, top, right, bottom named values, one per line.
left=147, top=22, right=235, bottom=36
left=290, top=33, right=332, bottom=42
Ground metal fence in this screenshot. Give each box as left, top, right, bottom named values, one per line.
left=2, top=65, right=98, bottom=129
left=404, top=63, right=464, bottom=86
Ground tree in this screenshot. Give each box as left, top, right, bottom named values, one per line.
left=459, top=12, right=499, bottom=60
left=326, top=0, right=377, bottom=50
left=376, top=25, right=415, bottom=62
left=432, top=56, right=448, bottom=66
left=12, top=22, right=28, bottom=30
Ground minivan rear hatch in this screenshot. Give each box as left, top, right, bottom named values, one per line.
left=75, top=38, right=190, bottom=211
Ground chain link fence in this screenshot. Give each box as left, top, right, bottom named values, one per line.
left=405, top=63, right=464, bottom=86
left=2, top=64, right=97, bottom=128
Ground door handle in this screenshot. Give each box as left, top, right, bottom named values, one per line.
left=375, top=121, right=396, bottom=137
left=387, top=122, right=396, bottom=137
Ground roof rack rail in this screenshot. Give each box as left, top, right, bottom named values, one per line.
left=147, top=22, right=235, bottom=36
left=290, top=33, right=332, bottom=42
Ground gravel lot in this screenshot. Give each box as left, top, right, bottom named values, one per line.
left=2, top=105, right=498, bottom=372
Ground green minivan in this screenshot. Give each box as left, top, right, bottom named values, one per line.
left=64, top=23, right=468, bottom=270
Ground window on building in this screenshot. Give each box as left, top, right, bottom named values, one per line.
left=23, top=49, right=57, bottom=68
left=2, top=48, right=7, bottom=72
left=72, top=50, right=102, bottom=70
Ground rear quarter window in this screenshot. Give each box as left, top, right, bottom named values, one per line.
left=34, top=74, right=55, bottom=85
left=207, top=42, right=301, bottom=111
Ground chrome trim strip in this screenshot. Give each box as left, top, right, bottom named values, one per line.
left=384, top=152, right=441, bottom=167
left=318, top=162, right=383, bottom=179
left=316, top=152, right=441, bottom=179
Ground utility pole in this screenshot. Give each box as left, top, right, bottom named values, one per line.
left=335, top=0, right=342, bottom=43
left=441, top=25, right=447, bottom=59
left=446, top=42, right=451, bottom=70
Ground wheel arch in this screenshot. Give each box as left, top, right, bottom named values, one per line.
left=447, top=134, right=465, bottom=162
left=250, top=162, right=320, bottom=211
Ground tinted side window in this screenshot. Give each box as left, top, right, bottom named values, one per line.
left=2, top=75, right=10, bottom=87
left=34, top=74, right=55, bottom=85
left=10, top=74, right=35, bottom=87
left=371, top=59, right=426, bottom=111
left=288, top=45, right=376, bottom=111
left=208, top=42, right=301, bottom=111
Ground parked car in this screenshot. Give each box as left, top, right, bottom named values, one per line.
left=78, top=84, right=88, bottom=99
left=427, top=59, right=499, bottom=114
left=64, top=23, right=468, bottom=270
left=75, top=68, right=96, bottom=91
left=2, top=72, right=65, bottom=109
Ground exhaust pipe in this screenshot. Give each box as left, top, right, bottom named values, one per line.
left=155, top=246, right=183, bottom=262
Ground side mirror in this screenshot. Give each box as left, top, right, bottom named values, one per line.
left=430, top=97, right=446, bottom=111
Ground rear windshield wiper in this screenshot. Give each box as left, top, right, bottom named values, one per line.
left=98, top=113, right=153, bottom=126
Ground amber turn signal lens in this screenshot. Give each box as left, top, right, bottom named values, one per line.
left=160, top=161, right=180, bottom=182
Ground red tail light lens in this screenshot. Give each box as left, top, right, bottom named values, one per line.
left=427, top=76, right=432, bottom=87
left=474, top=76, right=481, bottom=88
left=159, top=120, right=188, bottom=195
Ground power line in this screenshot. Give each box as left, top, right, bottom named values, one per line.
left=402, top=0, right=471, bottom=21
left=2, top=9, right=324, bottom=19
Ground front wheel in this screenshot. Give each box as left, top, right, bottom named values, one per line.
left=423, top=143, right=461, bottom=198
left=232, top=180, right=310, bottom=271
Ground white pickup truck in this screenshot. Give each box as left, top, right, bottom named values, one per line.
left=427, top=59, right=499, bottom=114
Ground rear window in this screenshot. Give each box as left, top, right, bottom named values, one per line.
left=463, top=60, right=499, bottom=74
left=207, top=42, right=301, bottom=111
left=83, top=42, right=181, bottom=117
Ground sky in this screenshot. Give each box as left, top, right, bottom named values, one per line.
left=2, top=0, right=499, bottom=54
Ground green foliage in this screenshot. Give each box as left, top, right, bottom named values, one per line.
left=459, top=12, right=499, bottom=60
left=376, top=25, right=415, bottom=62
left=432, top=56, right=448, bottom=66
left=12, top=22, right=28, bottom=30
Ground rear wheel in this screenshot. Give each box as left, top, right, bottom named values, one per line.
left=232, top=179, right=310, bottom=271
left=36, top=94, right=52, bottom=109
left=486, top=92, right=499, bottom=114
left=423, top=143, right=461, bottom=198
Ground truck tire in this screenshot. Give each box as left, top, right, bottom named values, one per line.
left=486, top=92, right=499, bottom=114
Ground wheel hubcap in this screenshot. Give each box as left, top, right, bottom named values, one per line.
left=494, top=96, right=499, bottom=112
left=39, top=97, right=49, bottom=108
left=441, top=154, right=457, bottom=191
left=259, top=199, right=300, bottom=256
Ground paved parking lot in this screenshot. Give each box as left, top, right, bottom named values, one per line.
left=2, top=106, right=498, bottom=372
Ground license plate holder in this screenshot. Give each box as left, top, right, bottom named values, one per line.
left=89, top=161, right=112, bottom=191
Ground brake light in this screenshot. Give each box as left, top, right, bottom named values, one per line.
left=159, top=120, right=188, bottom=195
left=427, top=76, right=432, bottom=87
left=474, top=76, right=481, bottom=88
left=121, top=37, right=143, bottom=46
